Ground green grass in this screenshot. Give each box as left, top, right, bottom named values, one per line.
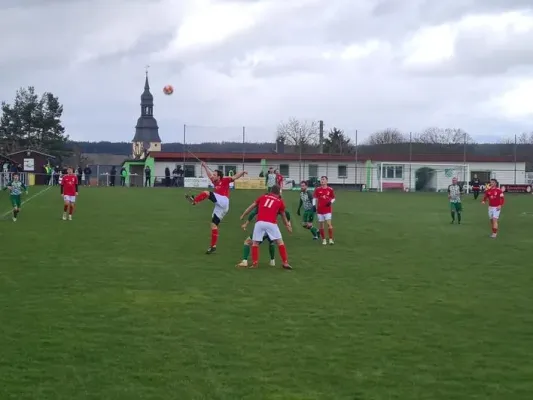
left=1, top=186, right=532, bottom=400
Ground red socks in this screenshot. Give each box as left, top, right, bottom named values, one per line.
left=194, top=192, right=209, bottom=203
left=319, top=228, right=325, bottom=239
left=278, top=244, right=288, bottom=264
left=63, top=205, right=68, bottom=212
left=492, top=227, right=497, bottom=234
left=251, top=245, right=259, bottom=264
left=328, top=227, right=333, bottom=239
left=210, top=228, right=219, bottom=247
left=69, top=205, right=74, bottom=215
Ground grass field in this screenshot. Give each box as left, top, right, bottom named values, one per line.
left=0, top=186, right=532, bottom=400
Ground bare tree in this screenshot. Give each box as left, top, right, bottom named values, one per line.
left=500, top=132, right=533, bottom=144
left=414, top=127, right=474, bottom=144
left=366, top=128, right=406, bottom=145
left=276, top=118, right=319, bottom=152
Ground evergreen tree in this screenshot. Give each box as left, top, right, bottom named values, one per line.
left=0, top=87, right=69, bottom=157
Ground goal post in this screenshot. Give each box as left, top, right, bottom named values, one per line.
left=378, top=162, right=470, bottom=193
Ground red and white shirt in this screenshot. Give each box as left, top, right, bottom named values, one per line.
left=255, top=194, right=286, bottom=224
left=483, top=187, right=504, bottom=207
left=313, top=186, right=335, bottom=214
left=61, top=174, right=78, bottom=196
left=212, top=176, right=233, bottom=198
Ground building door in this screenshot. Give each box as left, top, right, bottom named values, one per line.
left=471, top=171, right=490, bottom=183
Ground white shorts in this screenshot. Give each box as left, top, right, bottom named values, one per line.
left=488, top=207, right=501, bottom=219
left=212, top=193, right=229, bottom=220
left=317, top=213, right=332, bottom=222
left=252, top=221, right=282, bottom=242
left=63, top=195, right=76, bottom=203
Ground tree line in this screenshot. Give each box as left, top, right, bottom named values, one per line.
left=2, top=87, right=531, bottom=159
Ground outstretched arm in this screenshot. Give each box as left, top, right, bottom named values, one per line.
left=240, top=201, right=257, bottom=220
left=232, top=171, right=247, bottom=180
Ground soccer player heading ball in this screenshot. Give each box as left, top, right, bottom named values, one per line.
left=61, top=167, right=79, bottom=220
left=297, top=180, right=319, bottom=240
left=482, top=178, right=504, bottom=238
left=313, top=176, right=335, bottom=245
left=4, top=173, right=27, bottom=222
left=185, top=162, right=247, bottom=254
left=240, top=185, right=292, bottom=269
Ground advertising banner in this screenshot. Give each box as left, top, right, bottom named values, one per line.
left=235, top=178, right=266, bottom=190
left=184, top=177, right=211, bottom=188
left=500, top=184, right=532, bottom=193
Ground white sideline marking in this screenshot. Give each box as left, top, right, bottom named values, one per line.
left=1, top=185, right=53, bottom=218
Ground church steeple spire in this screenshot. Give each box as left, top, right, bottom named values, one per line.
left=132, top=67, right=161, bottom=158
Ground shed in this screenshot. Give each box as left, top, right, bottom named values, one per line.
left=8, top=149, right=56, bottom=185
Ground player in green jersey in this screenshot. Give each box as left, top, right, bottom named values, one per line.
left=236, top=206, right=291, bottom=268
left=448, top=177, right=463, bottom=224
left=297, top=180, right=319, bottom=239
left=4, top=173, right=27, bottom=221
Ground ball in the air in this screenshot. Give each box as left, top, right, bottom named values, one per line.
left=163, top=85, right=174, bottom=95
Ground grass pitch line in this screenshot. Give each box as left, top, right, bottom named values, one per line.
left=0, top=185, right=53, bottom=219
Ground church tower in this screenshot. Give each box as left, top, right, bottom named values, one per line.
left=132, top=69, right=161, bottom=159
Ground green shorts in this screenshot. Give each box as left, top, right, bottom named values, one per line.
left=10, top=195, right=21, bottom=208
left=302, top=210, right=314, bottom=223
left=450, top=201, right=462, bottom=212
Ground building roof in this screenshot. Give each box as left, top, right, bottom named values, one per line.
left=150, top=151, right=525, bottom=163
left=8, top=149, right=56, bottom=158
left=132, top=72, right=161, bottom=144
left=0, top=153, right=16, bottom=163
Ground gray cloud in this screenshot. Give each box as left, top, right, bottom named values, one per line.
left=0, top=0, right=532, bottom=143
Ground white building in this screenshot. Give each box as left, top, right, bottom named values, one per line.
left=150, top=152, right=527, bottom=191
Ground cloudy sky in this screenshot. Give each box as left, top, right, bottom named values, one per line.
left=1, top=0, right=532, bottom=144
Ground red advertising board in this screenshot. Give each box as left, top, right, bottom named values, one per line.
left=500, top=184, right=532, bottom=193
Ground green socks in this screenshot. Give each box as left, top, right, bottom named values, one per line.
left=451, top=211, right=455, bottom=221
left=269, top=244, right=275, bottom=260
left=310, top=227, right=318, bottom=237
left=457, top=212, right=461, bottom=223
left=242, top=244, right=250, bottom=260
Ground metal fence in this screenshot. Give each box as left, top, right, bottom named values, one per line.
left=1, top=164, right=529, bottom=193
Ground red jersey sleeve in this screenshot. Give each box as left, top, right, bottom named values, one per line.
left=499, top=190, right=505, bottom=206
left=254, top=195, right=263, bottom=205
left=279, top=199, right=286, bottom=213
left=329, top=188, right=335, bottom=199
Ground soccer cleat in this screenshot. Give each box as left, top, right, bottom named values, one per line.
left=491, top=233, right=497, bottom=238
left=12, top=217, right=17, bottom=222
left=62, top=213, right=67, bottom=220
left=185, top=194, right=195, bottom=205
left=68, top=215, right=72, bottom=221
left=313, top=235, right=319, bottom=240
left=206, top=246, right=216, bottom=254
left=282, top=263, right=292, bottom=270
left=329, top=239, right=334, bottom=245
left=236, top=260, right=248, bottom=268
left=249, top=263, right=259, bottom=269
left=322, top=239, right=327, bottom=245
left=269, top=259, right=276, bottom=266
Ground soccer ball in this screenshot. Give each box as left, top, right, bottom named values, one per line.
left=163, top=85, right=174, bottom=95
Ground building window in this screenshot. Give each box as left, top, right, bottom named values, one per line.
left=279, top=164, right=289, bottom=176
left=308, top=164, right=318, bottom=178
left=338, top=165, right=347, bottom=178
left=217, top=165, right=237, bottom=176
left=184, top=164, right=195, bottom=177
left=382, top=165, right=403, bottom=179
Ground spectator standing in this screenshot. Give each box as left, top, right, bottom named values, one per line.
left=83, top=165, right=92, bottom=186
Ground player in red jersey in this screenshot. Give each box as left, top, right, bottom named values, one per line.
left=274, top=169, right=284, bottom=194
left=313, top=176, right=335, bottom=245
left=482, top=178, right=505, bottom=238
left=240, top=185, right=292, bottom=269
left=186, top=161, right=247, bottom=254
left=61, top=167, right=79, bottom=221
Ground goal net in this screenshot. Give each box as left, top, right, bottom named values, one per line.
left=378, top=163, right=470, bottom=192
